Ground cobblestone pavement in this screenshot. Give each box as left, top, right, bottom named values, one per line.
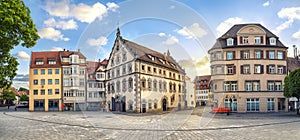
left=1, top=107, right=300, bottom=140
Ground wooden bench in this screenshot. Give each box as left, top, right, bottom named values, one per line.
left=212, top=108, right=230, bottom=115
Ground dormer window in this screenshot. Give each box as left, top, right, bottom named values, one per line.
left=35, top=59, right=43, bottom=65
left=48, top=59, right=56, bottom=64
left=159, top=58, right=165, bottom=64
left=243, top=36, right=249, bottom=44
left=227, top=38, right=233, bottom=46
left=270, top=38, right=276, bottom=45
left=254, top=36, right=261, bottom=44
left=147, top=54, right=155, bottom=61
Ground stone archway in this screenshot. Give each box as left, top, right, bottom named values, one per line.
left=162, top=97, right=167, bottom=111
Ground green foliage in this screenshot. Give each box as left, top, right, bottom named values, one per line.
left=286, top=68, right=300, bottom=99
left=283, top=75, right=291, bottom=97
left=0, top=0, right=39, bottom=89
left=18, top=87, right=29, bottom=92
left=1, top=89, right=16, bottom=101
left=20, top=94, right=29, bottom=101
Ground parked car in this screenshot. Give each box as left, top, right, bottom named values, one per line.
left=16, top=101, right=29, bottom=108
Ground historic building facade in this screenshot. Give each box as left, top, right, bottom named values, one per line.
left=209, top=24, right=288, bottom=112
left=29, top=51, right=62, bottom=111
left=194, top=75, right=211, bottom=106
left=185, top=76, right=196, bottom=108
left=61, top=50, right=87, bottom=111
left=86, top=60, right=107, bottom=110
left=106, top=29, right=186, bottom=113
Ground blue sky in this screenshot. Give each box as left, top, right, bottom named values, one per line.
left=12, top=0, right=300, bottom=78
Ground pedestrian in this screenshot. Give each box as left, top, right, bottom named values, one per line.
left=15, top=106, right=17, bottom=111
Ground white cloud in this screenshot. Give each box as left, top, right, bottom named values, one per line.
left=44, top=18, right=77, bottom=30
left=87, top=36, right=108, bottom=47
left=106, top=2, right=119, bottom=12
left=292, top=28, right=300, bottom=40
left=44, top=1, right=119, bottom=23
left=275, top=7, right=300, bottom=33
left=50, top=47, right=64, bottom=51
left=16, top=51, right=30, bottom=60
left=158, top=32, right=166, bottom=37
left=177, top=23, right=207, bottom=39
left=38, top=27, right=70, bottom=41
left=216, top=17, right=244, bottom=36
left=263, top=1, right=270, bottom=7
left=163, top=36, right=179, bottom=45
left=169, top=5, right=175, bottom=9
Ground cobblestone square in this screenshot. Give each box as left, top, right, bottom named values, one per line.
left=1, top=106, right=300, bottom=140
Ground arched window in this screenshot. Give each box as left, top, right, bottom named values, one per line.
left=159, top=80, right=162, bottom=92
left=122, top=79, right=127, bottom=92
left=111, top=82, right=115, bottom=93
left=116, top=81, right=120, bottom=92
left=169, top=82, right=173, bottom=92
left=107, top=82, right=110, bottom=94
left=173, top=83, right=176, bottom=92
left=141, top=77, right=146, bottom=90
left=128, top=77, right=133, bottom=92
left=153, top=79, right=157, bottom=91
left=148, top=78, right=152, bottom=91
left=163, top=81, right=167, bottom=92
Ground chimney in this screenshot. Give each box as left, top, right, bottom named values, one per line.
left=63, top=49, right=65, bottom=51
left=293, top=45, right=297, bottom=58
left=78, top=49, right=80, bottom=52
left=98, top=59, right=101, bottom=62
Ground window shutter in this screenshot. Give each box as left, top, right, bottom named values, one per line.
left=283, top=66, right=287, bottom=74
left=266, top=51, right=269, bottom=59
left=261, top=50, right=264, bottom=59
left=233, top=51, right=236, bottom=59
left=266, top=65, right=269, bottom=74
left=261, top=65, right=264, bottom=74
left=241, top=51, right=244, bottom=59
left=283, top=51, right=286, bottom=59
left=240, top=36, right=243, bottom=44
left=233, top=65, right=236, bottom=74
left=261, top=36, right=264, bottom=44
left=241, top=65, right=244, bottom=74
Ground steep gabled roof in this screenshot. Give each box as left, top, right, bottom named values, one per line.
left=287, top=57, right=300, bottom=72
left=30, top=51, right=61, bottom=68
left=60, top=50, right=86, bottom=59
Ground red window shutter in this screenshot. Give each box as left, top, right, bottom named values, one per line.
left=283, top=51, right=286, bottom=59
left=261, top=65, right=264, bottom=74
left=241, top=51, right=244, bottom=59
left=261, top=50, right=264, bottom=59
left=240, top=36, right=243, bottom=44
left=266, top=65, right=269, bottom=74
left=283, top=66, right=286, bottom=74
left=261, top=36, right=264, bottom=44
left=266, top=51, right=269, bottom=59
left=241, top=65, right=244, bottom=74
left=233, top=65, right=236, bottom=74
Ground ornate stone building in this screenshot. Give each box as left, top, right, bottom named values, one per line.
left=106, top=28, right=186, bottom=113
left=209, top=24, right=288, bottom=112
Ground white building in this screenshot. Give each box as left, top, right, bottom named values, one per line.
left=194, top=75, right=211, bottom=106
left=185, top=76, right=195, bottom=108
left=106, top=28, right=186, bottom=113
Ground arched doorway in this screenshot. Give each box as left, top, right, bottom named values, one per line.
left=162, top=98, right=167, bottom=111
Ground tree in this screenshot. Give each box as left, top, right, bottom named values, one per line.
left=284, top=68, right=300, bottom=115
left=0, top=89, right=16, bottom=104
left=20, top=94, right=29, bottom=101
left=0, top=0, right=39, bottom=89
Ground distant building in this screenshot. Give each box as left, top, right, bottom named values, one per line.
left=105, top=28, right=186, bottom=113
left=194, top=75, right=211, bottom=106
left=86, top=60, right=107, bottom=110
left=209, top=24, right=288, bottom=112
left=185, top=76, right=195, bottom=108
left=29, top=51, right=63, bottom=111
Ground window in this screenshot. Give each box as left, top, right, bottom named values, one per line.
left=277, top=51, right=283, bottom=59
left=122, top=66, right=126, bottom=75
left=267, top=80, right=281, bottom=91
left=48, top=89, right=52, bottom=95
left=48, top=79, right=52, bottom=85
left=34, top=69, right=38, bottom=75
left=122, top=52, right=127, bottom=62
left=41, top=79, right=45, bottom=85
left=277, top=66, right=286, bottom=74
left=55, top=69, right=59, bottom=74
left=215, top=52, right=222, bottom=60
left=241, top=65, right=250, bottom=74
left=227, top=51, right=234, bottom=60
left=55, top=89, right=59, bottom=94
left=94, top=92, right=97, bottom=98
left=55, top=79, right=59, bottom=84
left=227, top=65, right=236, bottom=74
left=154, top=103, right=157, bottom=109
left=216, top=66, right=224, bottom=74
left=48, top=59, right=56, bottom=64
left=41, top=89, right=45, bottom=95
left=33, top=90, right=38, bottom=95
left=47, top=69, right=52, bottom=75
left=243, top=36, right=249, bottom=44
left=153, top=68, right=157, bottom=73
left=63, top=68, right=68, bottom=74
left=245, top=81, right=252, bottom=91
left=153, top=80, right=157, bottom=91
left=268, top=98, right=275, bottom=111
left=227, top=38, right=233, bottom=46
left=268, top=81, right=275, bottom=91
left=148, top=103, right=152, bottom=109
left=80, top=68, right=85, bottom=75
left=41, top=69, right=45, bottom=75
left=244, top=81, right=260, bottom=91
left=275, top=81, right=282, bottom=91
left=128, top=77, right=133, bottom=90
left=63, top=78, right=69, bottom=86
left=122, top=79, right=127, bottom=92
left=268, top=51, right=275, bottom=59
left=254, top=36, right=261, bottom=44
left=89, top=92, right=92, bottom=98
left=241, top=50, right=250, bottom=59
left=35, top=59, right=43, bottom=65
left=267, top=65, right=276, bottom=74
left=128, top=64, right=132, bottom=73
left=141, top=79, right=146, bottom=89
left=255, top=50, right=263, bottom=59
left=141, top=65, right=145, bottom=71
left=34, top=79, right=38, bottom=85
left=253, top=81, right=260, bottom=91
left=223, top=81, right=237, bottom=91
left=254, top=65, right=263, bottom=74
left=148, top=66, right=151, bottom=72
left=247, top=98, right=260, bottom=112
left=270, top=38, right=276, bottom=45
left=80, top=79, right=84, bottom=86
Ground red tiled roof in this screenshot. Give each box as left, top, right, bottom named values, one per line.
left=30, top=51, right=61, bottom=68
left=60, top=50, right=86, bottom=59
left=194, top=75, right=211, bottom=90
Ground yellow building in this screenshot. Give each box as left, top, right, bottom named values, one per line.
left=29, top=51, right=63, bottom=111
